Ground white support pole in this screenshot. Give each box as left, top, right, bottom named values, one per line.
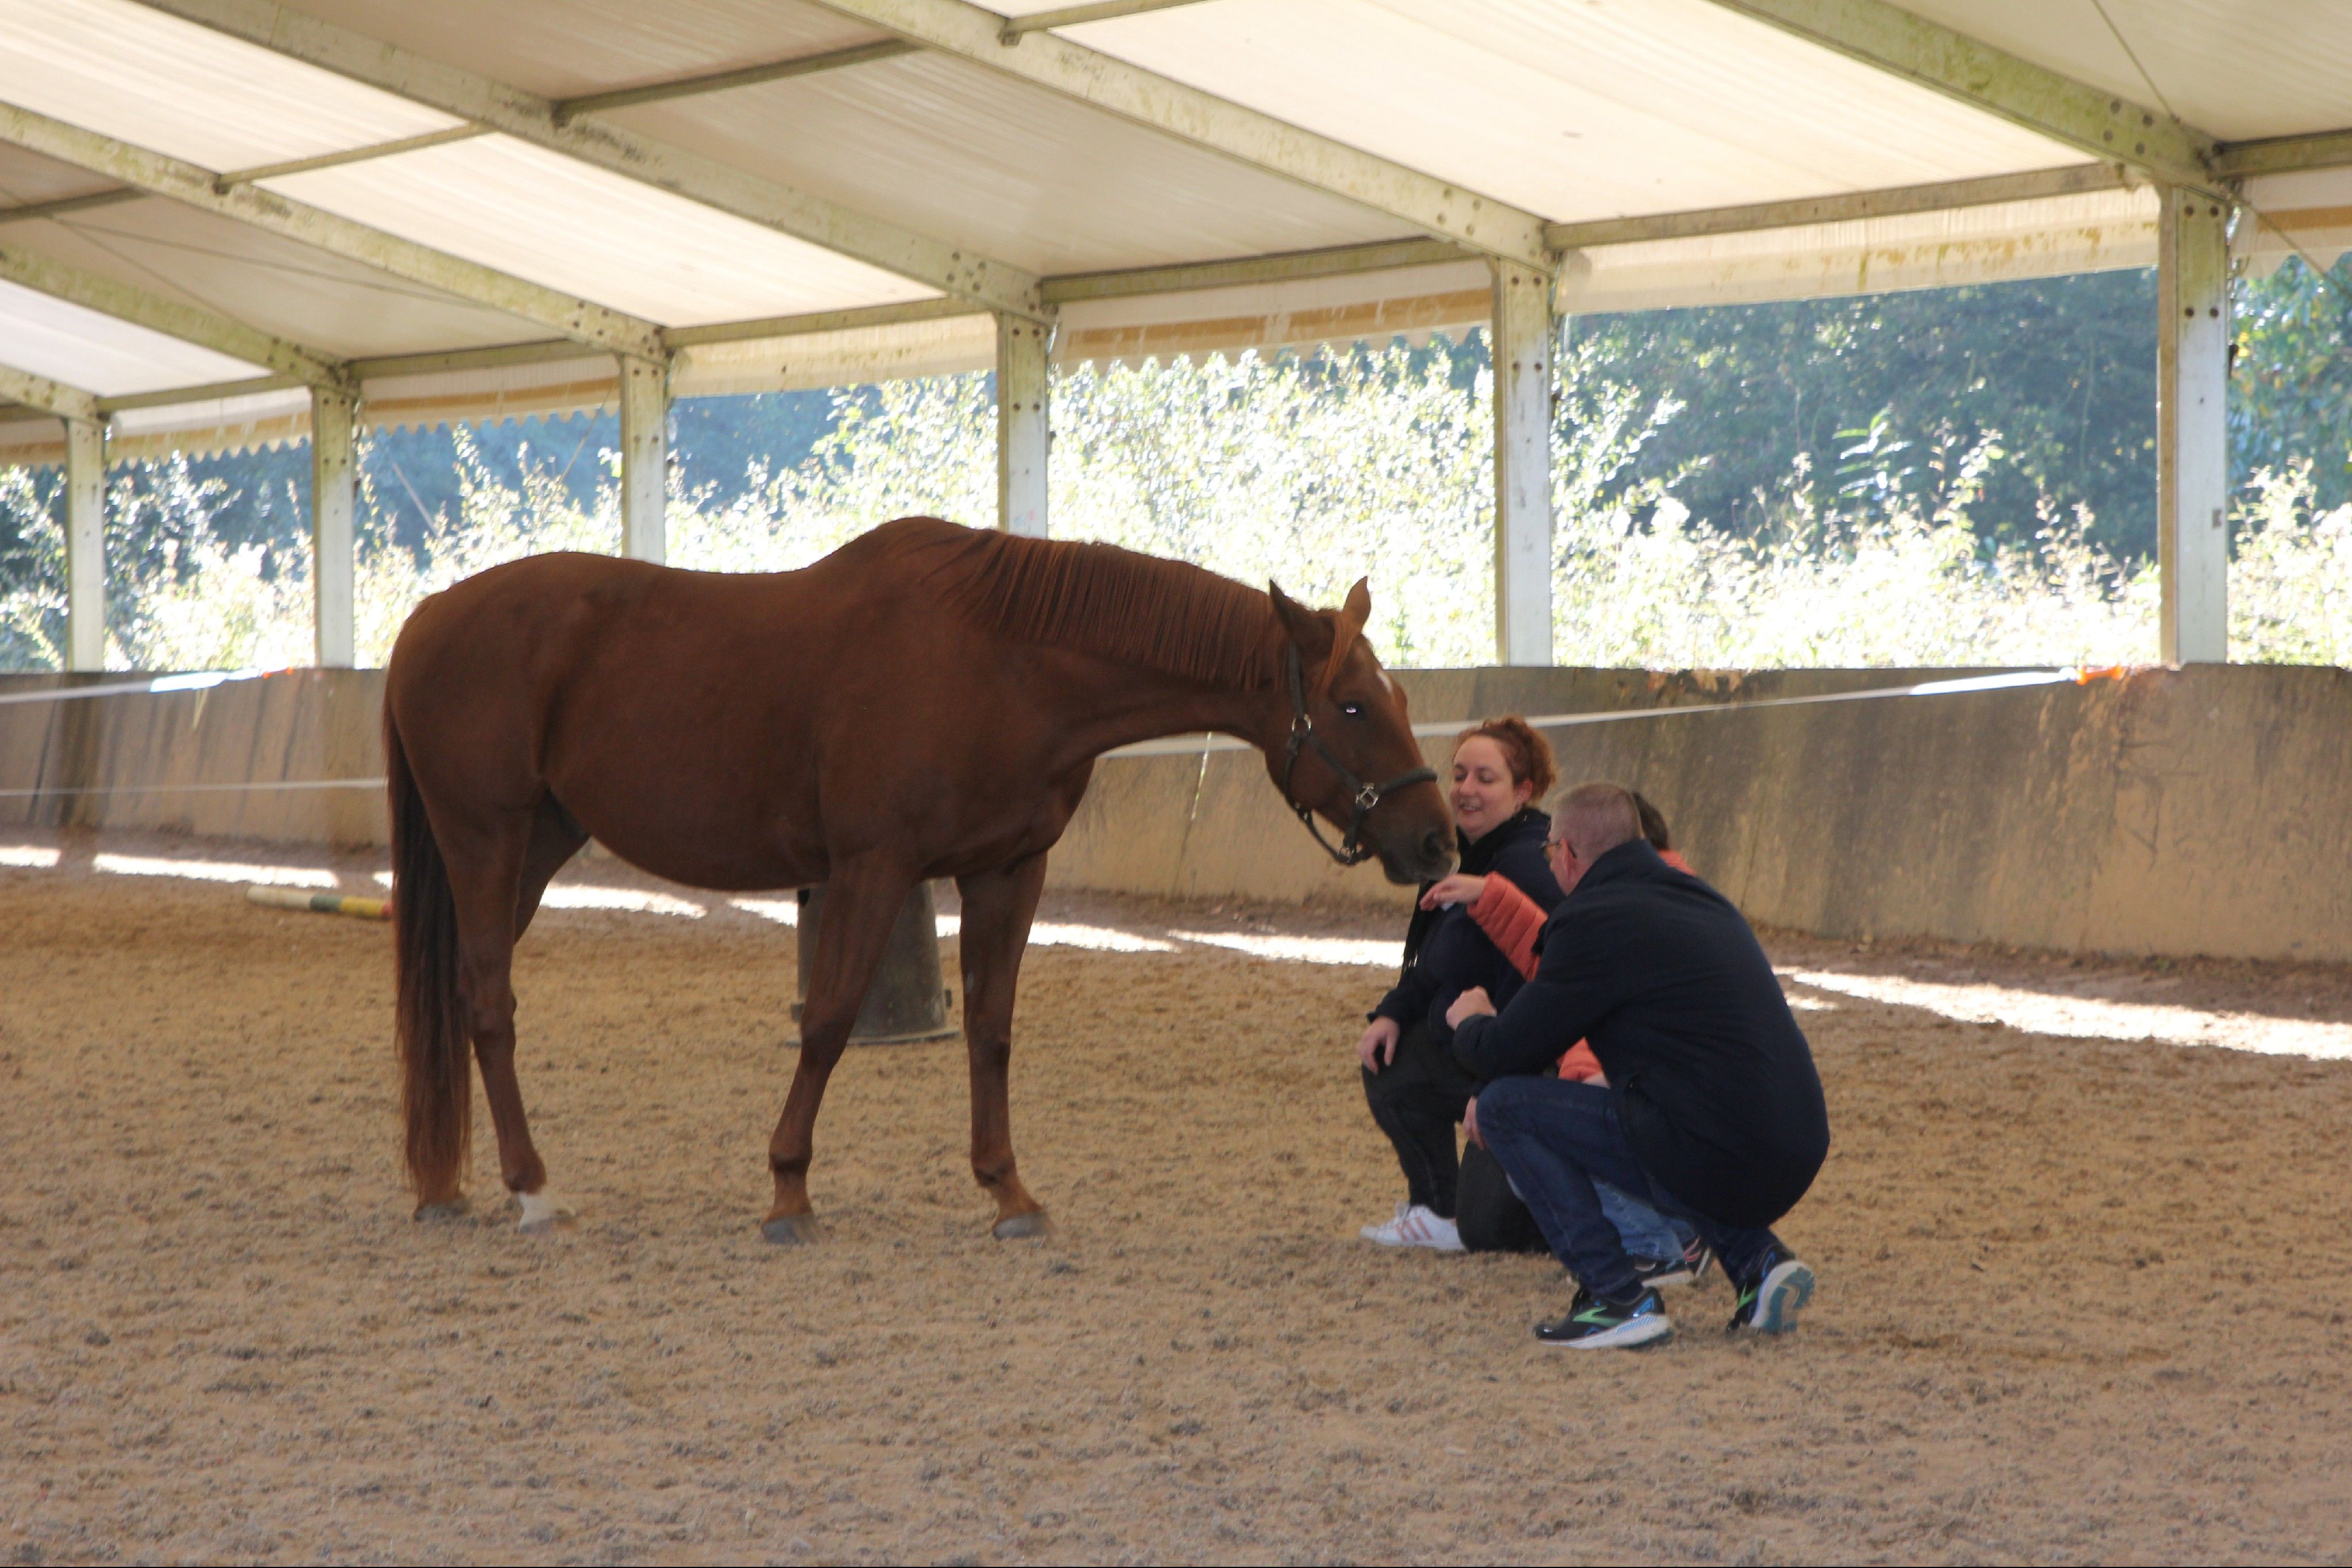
left=1492, top=260, right=1555, bottom=666
left=996, top=314, right=1050, bottom=538
left=2157, top=187, right=2232, bottom=665
left=63, top=415, right=105, bottom=672
left=619, top=354, right=669, bottom=564
left=310, top=385, right=357, bottom=668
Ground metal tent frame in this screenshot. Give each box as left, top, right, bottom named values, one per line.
left=4, top=0, right=2350, bottom=669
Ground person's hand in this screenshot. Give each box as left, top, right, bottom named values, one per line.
left=1462, top=1094, right=1483, bottom=1148
left=1419, top=873, right=1488, bottom=910
left=1356, top=1015, right=1402, bottom=1072
left=1445, top=986, right=1495, bottom=1030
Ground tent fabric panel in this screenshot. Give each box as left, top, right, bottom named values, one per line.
left=675, top=313, right=997, bottom=397
left=109, top=384, right=314, bottom=462
left=261, top=134, right=940, bottom=328
left=1059, top=0, right=2085, bottom=225
left=0, top=412, right=65, bottom=467
left=0, top=275, right=262, bottom=395
left=0, top=0, right=462, bottom=175
left=364, top=356, right=624, bottom=434
left=3, top=198, right=557, bottom=361
left=1894, top=0, right=2352, bottom=145
left=1053, top=258, right=1490, bottom=364
left=1557, top=187, right=2160, bottom=315
left=283, top=0, right=901, bottom=103
left=2236, top=168, right=2352, bottom=277
left=607, top=49, right=1412, bottom=277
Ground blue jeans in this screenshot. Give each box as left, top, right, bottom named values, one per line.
left=1477, top=1075, right=1786, bottom=1300
left=1598, top=1180, right=1695, bottom=1264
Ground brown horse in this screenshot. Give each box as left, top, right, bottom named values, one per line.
left=383, top=516, right=1453, bottom=1242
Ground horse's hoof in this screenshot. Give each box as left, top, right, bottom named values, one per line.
left=412, top=1196, right=469, bottom=1222
left=992, top=1210, right=1051, bottom=1241
left=516, top=1191, right=576, bottom=1235
left=761, top=1212, right=822, bottom=1246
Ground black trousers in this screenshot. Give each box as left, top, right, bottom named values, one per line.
left=1362, top=1018, right=1549, bottom=1249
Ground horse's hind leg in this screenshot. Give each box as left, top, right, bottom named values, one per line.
left=763, top=854, right=916, bottom=1244
left=955, top=853, right=1050, bottom=1239
left=440, top=806, right=566, bottom=1231
left=486, top=797, right=589, bottom=1231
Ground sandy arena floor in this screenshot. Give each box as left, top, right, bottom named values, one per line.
left=3, top=831, right=2351, bottom=1566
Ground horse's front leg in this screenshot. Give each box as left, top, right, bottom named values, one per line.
left=955, top=853, right=1050, bottom=1239
left=763, top=854, right=916, bottom=1245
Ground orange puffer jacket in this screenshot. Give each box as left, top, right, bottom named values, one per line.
left=1467, top=849, right=1693, bottom=1083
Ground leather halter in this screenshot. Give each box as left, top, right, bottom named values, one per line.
left=1278, top=643, right=1437, bottom=867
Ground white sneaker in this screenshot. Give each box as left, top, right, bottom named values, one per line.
left=1359, top=1201, right=1465, bottom=1252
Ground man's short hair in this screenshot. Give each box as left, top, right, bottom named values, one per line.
left=1547, top=781, right=1643, bottom=862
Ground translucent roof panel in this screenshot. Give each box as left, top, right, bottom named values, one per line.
left=0, top=277, right=262, bottom=395
left=262, top=135, right=940, bottom=327
left=1062, top=0, right=2085, bottom=222
left=283, top=0, right=899, bottom=102
left=610, top=52, right=1411, bottom=277
left=1898, top=0, right=2352, bottom=144
left=10, top=198, right=554, bottom=359
left=0, top=0, right=462, bottom=175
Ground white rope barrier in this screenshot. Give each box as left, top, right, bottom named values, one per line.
left=0, top=663, right=2131, bottom=797
left=0, top=667, right=281, bottom=707
left=1101, top=666, right=2119, bottom=759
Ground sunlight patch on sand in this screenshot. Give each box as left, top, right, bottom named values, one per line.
left=1172, top=932, right=1403, bottom=968
left=539, top=886, right=706, bottom=918
left=0, top=844, right=60, bottom=868
left=94, top=853, right=334, bottom=888
left=1785, top=970, right=2352, bottom=1061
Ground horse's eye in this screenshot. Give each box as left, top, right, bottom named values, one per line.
left=1340, top=702, right=1365, bottom=719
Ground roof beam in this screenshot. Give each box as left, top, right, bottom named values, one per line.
left=665, top=296, right=984, bottom=347
left=0, top=361, right=99, bottom=422
left=0, top=238, right=352, bottom=386
left=2214, top=129, right=2352, bottom=179
left=1042, top=237, right=1466, bottom=303
left=213, top=125, right=488, bottom=190
left=805, top=0, right=1555, bottom=271
left=134, top=0, right=1049, bottom=320
left=1704, top=1, right=2219, bottom=193
left=0, top=189, right=143, bottom=225
left=999, top=1, right=1216, bottom=38
left=0, top=99, right=667, bottom=359
left=1544, top=164, right=2138, bottom=250
left=550, top=40, right=918, bottom=122
left=96, top=373, right=298, bottom=412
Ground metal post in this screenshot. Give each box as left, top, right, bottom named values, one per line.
left=1491, top=260, right=1554, bottom=665
left=2157, top=187, right=2231, bottom=665
left=996, top=313, right=1050, bottom=538
left=310, top=385, right=357, bottom=668
left=63, top=414, right=104, bottom=671
left=619, top=354, right=669, bottom=564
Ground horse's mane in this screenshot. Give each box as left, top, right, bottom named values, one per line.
left=886, top=518, right=1276, bottom=689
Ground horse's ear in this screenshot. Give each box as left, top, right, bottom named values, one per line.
left=1317, top=577, right=1372, bottom=696
left=1268, top=581, right=1324, bottom=651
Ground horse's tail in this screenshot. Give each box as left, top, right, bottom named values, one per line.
left=386, top=710, right=469, bottom=1202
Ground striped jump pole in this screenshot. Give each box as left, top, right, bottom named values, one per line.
left=245, top=885, right=389, bottom=921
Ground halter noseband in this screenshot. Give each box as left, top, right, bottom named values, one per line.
left=1278, top=643, right=1437, bottom=867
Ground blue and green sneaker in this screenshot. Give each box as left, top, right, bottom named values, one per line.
left=1727, top=1252, right=1816, bottom=1335
left=1534, top=1286, right=1674, bottom=1349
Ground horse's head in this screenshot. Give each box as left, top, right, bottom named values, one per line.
left=1265, top=580, right=1455, bottom=886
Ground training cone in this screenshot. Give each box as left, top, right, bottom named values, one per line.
left=791, top=882, right=958, bottom=1046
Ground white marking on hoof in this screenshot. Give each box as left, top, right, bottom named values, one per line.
left=516, top=1189, right=575, bottom=1233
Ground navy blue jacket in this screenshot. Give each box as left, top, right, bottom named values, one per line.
left=1452, top=839, right=1829, bottom=1227
left=1373, top=808, right=1562, bottom=1044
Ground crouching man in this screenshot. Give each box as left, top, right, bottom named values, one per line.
left=1448, top=782, right=1829, bottom=1350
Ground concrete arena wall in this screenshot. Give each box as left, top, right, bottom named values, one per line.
left=3, top=663, right=2349, bottom=963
